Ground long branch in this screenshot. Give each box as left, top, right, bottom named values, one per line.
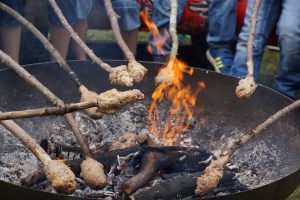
left=196, top=99, right=300, bottom=196
left=0, top=2, right=82, bottom=87
left=103, top=0, right=135, bottom=61
left=235, top=0, right=261, bottom=98
left=0, top=101, right=97, bottom=120
left=48, top=0, right=112, bottom=72
left=0, top=118, right=76, bottom=194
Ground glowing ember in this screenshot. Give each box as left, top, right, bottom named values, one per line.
left=140, top=11, right=170, bottom=55
left=149, top=58, right=205, bottom=145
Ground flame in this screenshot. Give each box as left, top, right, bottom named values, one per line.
left=142, top=10, right=205, bottom=145
left=140, top=11, right=170, bottom=55
left=149, top=58, right=205, bottom=145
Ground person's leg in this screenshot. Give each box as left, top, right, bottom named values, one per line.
left=206, top=0, right=236, bottom=73
left=0, top=26, right=22, bottom=62
left=121, top=28, right=138, bottom=57
left=273, top=0, right=300, bottom=99
left=70, top=0, right=92, bottom=60
left=230, top=0, right=281, bottom=79
left=0, top=0, right=25, bottom=63
left=48, top=0, right=77, bottom=60
left=109, top=0, right=140, bottom=58
left=149, top=0, right=187, bottom=62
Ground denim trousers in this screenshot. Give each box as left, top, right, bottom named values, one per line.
left=148, top=0, right=187, bottom=56
left=230, top=0, right=300, bottom=99
left=207, top=0, right=237, bottom=49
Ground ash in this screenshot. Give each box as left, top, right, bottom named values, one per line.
left=0, top=99, right=288, bottom=199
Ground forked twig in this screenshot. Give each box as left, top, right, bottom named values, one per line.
left=235, top=0, right=261, bottom=98
left=195, top=98, right=300, bottom=196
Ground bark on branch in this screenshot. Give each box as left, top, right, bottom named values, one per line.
left=0, top=89, right=144, bottom=120
left=236, top=0, right=261, bottom=98
left=195, top=98, right=300, bottom=196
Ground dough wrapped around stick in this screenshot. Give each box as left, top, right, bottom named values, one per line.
left=109, top=65, right=134, bottom=87
left=80, top=85, right=103, bottom=118
left=103, top=0, right=148, bottom=84
left=0, top=119, right=76, bottom=194
left=236, top=75, right=257, bottom=98
left=97, top=89, right=144, bottom=113
left=80, top=158, right=107, bottom=190
left=195, top=156, right=229, bottom=196
left=235, top=0, right=261, bottom=98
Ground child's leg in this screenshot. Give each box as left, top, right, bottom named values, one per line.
left=0, top=26, right=22, bottom=62
left=121, top=28, right=138, bottom=58
left=49, top=24, right=71, bottom=60
left=72, top=19, right=88, bottom=60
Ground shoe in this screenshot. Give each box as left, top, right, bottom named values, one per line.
left=206, top=48, right=233, bottom=73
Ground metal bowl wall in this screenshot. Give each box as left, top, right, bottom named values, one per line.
left=0, top=60, right=299, bottom=200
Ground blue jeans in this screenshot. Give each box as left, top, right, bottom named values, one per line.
left=49, top=0, right=93, bottom=26
left=207, top=0, right=237, bottom=50
left=148, top=0, right=187, bottom=57
left=99, top=0, right=140, bottom=31
left=230, top=0, right=300, bottom=99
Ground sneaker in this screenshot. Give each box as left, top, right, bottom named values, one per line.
left=206, top=48, right=234, bottom=73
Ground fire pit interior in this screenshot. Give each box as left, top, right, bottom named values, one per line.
left=0, top=60, right=300, bottom=200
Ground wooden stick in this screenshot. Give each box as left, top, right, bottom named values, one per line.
left=195, top=98, right=300, bottom=196
left=0, top=101, right=97, bottom=120
left=103, top=0, right=135, bottom=61
left=48, top=0, right=112, bottom=72
left=0, top=2, right=81, bottom=87
left=235, top=0, right=261, bottom=98
left=0, top=118, right=76, bottom=194
left=154, top=0, right=178, bottom=84
left=0, top=49, right=90, bottom=157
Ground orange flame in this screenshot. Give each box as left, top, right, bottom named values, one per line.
left=140, top=11, right=170, bottom=55
left=149, top=59, right=206, bottom=145
left=142, top=10, right=205, bottom=145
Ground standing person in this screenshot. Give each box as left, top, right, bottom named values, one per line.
left=48, top=0, right=93, bottom=60
left=205, top=0, right=237, bottom=73
left=229, top=0, right=300, bottom=99
left=0, top=0, right=26, bottom=63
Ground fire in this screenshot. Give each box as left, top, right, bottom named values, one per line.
left=149, top=58, right=205, bottom=145
left=140, top=11, right=170, bottom=55
left=142, top=10, right=205, bottom=145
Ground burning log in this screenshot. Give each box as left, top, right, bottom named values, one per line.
left=0, top=118, right=76, bottom=194
left=235, top=0, right=261, bottom=98
left=195, top=98, right=300, bottom=196
left=0, top=89, right=144, bottom=120
left=0, top=50, right=107, bottom=190
left=23, top=146, right=213, bottom=192
left=155, top=0, right=178, bottom=85
left=103, top=0, right=148, bottom=84
left=48, top=0, right=145, bottom=87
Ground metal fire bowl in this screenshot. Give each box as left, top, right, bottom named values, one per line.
left=0, top=60, right=299, bottom=200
